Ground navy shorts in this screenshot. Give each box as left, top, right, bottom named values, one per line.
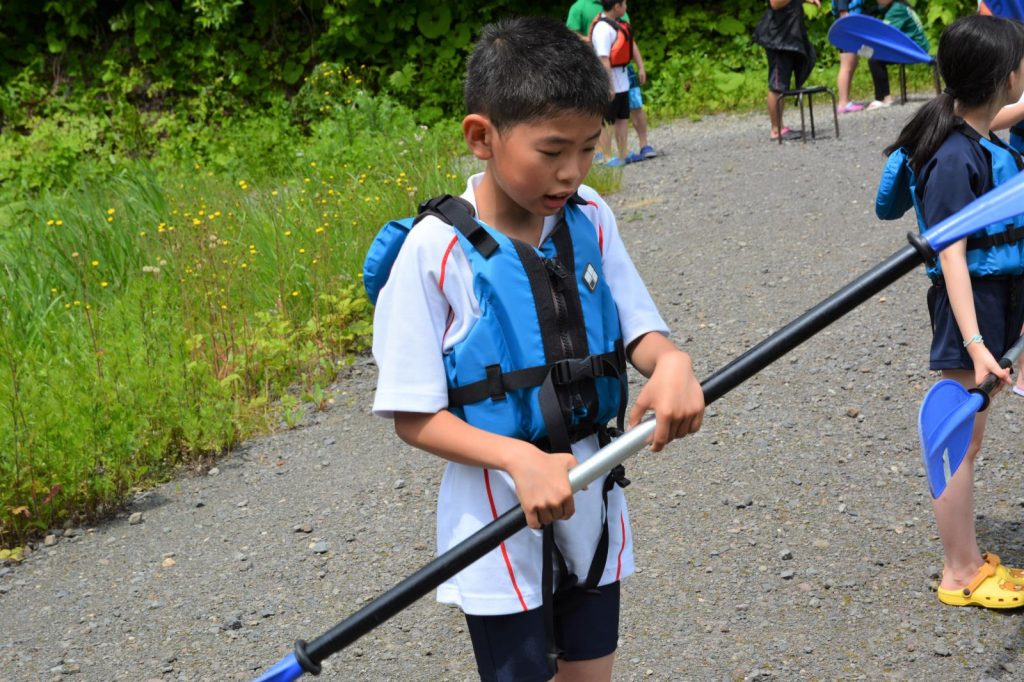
left=464, top=583, right=620, bottom=682
left=604, top=91, right=630, bottom=123
left=766, top=49, right=800, bottom=93
left=927, top=276, right=1024, bottom=370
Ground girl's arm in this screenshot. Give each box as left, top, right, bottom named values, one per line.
left=992, top=99, right=1024, bottom=132
left=394, top=410, right=577, bottom=529
left=937, top=242, right=1011, bottom=386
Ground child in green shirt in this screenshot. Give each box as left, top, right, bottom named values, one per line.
left=866, top=0, right=931, bottom=109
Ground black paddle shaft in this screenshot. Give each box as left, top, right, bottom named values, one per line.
left=294, top=235, right=932, bottom=673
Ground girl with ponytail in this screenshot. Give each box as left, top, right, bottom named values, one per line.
left=885, top=14, right=1024, bottom=609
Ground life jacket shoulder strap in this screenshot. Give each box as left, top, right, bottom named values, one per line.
left=416, top=194, right=499, bottom=258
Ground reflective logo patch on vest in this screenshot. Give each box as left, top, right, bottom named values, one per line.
left=583, top=263, right=599, bottom=292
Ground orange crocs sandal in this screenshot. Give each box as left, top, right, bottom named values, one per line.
left=983, top=552, right=1024, bottom=583
left=937, top=561, right=1024, bottom=608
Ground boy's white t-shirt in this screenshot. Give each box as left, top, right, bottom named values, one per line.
left=591, top=17, right=630, bottom=94
left=371, top=173, right=668, bottom=616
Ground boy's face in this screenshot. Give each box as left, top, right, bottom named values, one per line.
left=611, top=1, right=628, bottom=18
left=467, top=111, right=603, bottom=218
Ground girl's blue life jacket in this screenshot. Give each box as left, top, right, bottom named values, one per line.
left=363, top=194, right=629, bottom=455
left=875, top=125, right=1024, bottom=280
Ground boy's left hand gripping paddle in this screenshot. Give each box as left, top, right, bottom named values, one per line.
left=254, top=169, right=1024, bottom=681
left=919, top=333, right=1024, bottom=499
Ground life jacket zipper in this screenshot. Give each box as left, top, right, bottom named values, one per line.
left=545, top=258, right=585, bottom=414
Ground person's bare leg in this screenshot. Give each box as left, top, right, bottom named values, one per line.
left=614, top=118, right=628, bottom=159
left=837, top=52, right=859, bottom=109
left=933, top=369, right=987, bottom=590
left=554, top=653, right=614, bottom=682
left=598, top=122, right=612, bottom=158
left=629, top=107, right=648, bottom=149
left=768, top=90, right=783, bottom=138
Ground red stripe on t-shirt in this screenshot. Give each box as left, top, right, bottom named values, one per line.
left=615, top=511, right=626, bottom=581
left=438, top=235, right=459, bottom=291
left=483, top=469, right=529, bottom=611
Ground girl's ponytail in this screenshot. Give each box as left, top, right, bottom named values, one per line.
left=884, top=15, right=1024, bottom=172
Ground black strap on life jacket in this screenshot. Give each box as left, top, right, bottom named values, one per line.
left=415, top=194, right=499, bottom=258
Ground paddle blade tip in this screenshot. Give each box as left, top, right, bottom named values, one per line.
left=253, top=653, right=305, bottom=682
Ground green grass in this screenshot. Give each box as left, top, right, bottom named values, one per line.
left=0, top=52, right=923, bottom=547
left=0, top=122, right=470, bottom=544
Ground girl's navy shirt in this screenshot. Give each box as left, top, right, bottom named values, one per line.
left=917, top=130, right=993, bottom=229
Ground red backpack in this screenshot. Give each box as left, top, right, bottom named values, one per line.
left=588, top=16, right=633, bottom=68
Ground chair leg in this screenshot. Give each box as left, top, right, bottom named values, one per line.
left=828, top=88, right=839, bottom=140
left=797, top=93, right=807, bottom=143
left=807, top=93, right=817, bottom=141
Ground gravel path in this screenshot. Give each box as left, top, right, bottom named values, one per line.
left=5, top=102, right=1024, bottom=682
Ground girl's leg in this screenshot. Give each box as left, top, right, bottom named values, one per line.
left=837, top=52, right=859, bottom=109
left=933, top=368, right=988, bottom=590
left=555, top=653, right=614, bottom=682
left=867, top=59, right=890, bottom=102
left=768, top=90, right=783, bottom=137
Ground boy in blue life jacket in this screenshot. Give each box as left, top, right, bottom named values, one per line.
left=368, top=16, right=704, bottom=682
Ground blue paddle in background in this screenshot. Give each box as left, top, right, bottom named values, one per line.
left=253, top=172, right=1024, bottom=682
left=919, top=333, right=1024, bottom=499
left=979, top=0, right=1024, bottom=22
left=827, top=14, right=932, bottom=64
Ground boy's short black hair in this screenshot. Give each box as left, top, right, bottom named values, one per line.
left=464, top=16, right=610, bottom=131
left=600, top=0, right=623, bottom=11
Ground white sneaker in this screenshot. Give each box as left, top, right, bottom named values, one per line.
left=866, top=99, right=893, bottom=110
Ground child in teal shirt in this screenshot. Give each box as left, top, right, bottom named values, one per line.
left=866, top=0, right=930, bottom=109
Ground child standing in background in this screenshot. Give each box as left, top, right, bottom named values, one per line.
left=753, top=0, right=820, bottom=141
left=865, top=0, right=930, bottom=109
left=833, top=0, right=865, bottom=113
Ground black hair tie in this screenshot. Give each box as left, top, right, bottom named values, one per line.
left=943, top=87, right=957, bottom=98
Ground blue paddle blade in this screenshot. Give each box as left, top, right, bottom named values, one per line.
left=924, top=173, right=1024, bottom=253
left=827, top=15, right=931, bottom=64
left=918, top=379, right=983, bottom=498
left=253, top=653, right=305, bottom=682
left=980, top=0, right=1024, bottom=22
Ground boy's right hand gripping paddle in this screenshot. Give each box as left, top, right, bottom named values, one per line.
left=919, top=333, right=1024, bottom=499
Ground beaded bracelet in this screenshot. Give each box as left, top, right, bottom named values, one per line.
left=963, top=334, right=984, bottom=348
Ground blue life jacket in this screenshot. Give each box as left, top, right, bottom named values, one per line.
left=366, top=193, right=631, bottom=610
left=875, top=126, right=1024, bottom=280
left=831, top=0, right=864, bottom=18
left=364, top=194, right=628, bottom=453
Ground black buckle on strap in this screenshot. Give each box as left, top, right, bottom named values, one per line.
left=551, top=356, right=602, bottom=385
